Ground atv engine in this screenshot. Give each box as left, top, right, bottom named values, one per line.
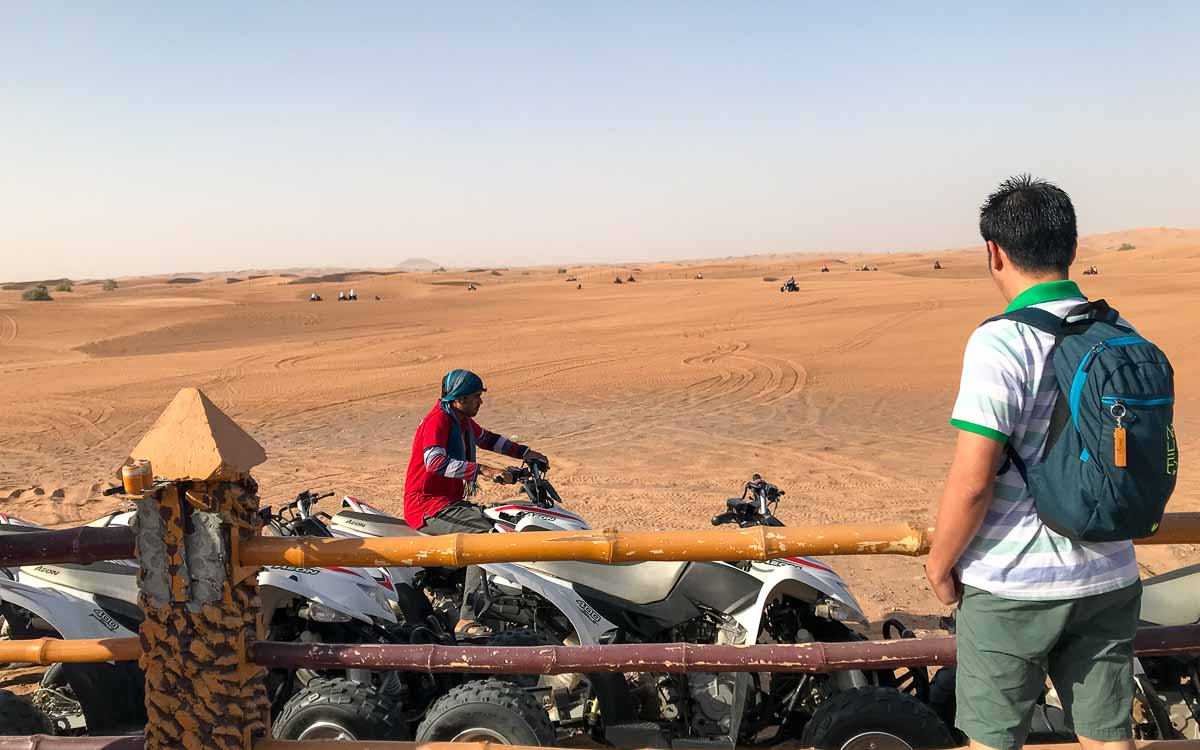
left=682, top=614, right=750, bottom=739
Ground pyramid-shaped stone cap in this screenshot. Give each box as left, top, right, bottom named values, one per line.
left=127, top=388, right=266, bottom=481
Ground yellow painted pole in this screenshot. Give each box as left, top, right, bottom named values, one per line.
left=239, top=522, right=934, bottom=568
left=0, top=636, right=139, bottom=665
left=239, top=512, right=1200, bottom=569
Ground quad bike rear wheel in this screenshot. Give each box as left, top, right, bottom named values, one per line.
left=801, top=687, right=956, bottom=750
left=0, top=688, right=51, bottom=736
left=416, top=678, right=555, bottom=745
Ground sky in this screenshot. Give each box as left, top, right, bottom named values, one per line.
left=2, top=2, right=1198, bottom=280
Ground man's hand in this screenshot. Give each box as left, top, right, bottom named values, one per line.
left=926, top=563, right=964, bottom=606
left=926, top=430, right=1004, bottom=608
left=493, top=467, right=520, bottom=485
left=524, top=449, right=549, bottom=468
left=480, top=464, right=519, bottom=484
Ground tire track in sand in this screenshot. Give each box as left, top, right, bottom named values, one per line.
left=0, top=313, right=17, bottom=345
left=681, top=343, right=807, bottom=412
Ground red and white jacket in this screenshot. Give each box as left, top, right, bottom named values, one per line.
left=403, top=402, right=528, bottom=528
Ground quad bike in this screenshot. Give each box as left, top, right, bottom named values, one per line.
left=780, top=279, right=799, bottom=293
left=0, top=492, right=430, bottom=738
left=926, top=564, right=1200, bottom=742
left=309, top=465, right=955, bottom=749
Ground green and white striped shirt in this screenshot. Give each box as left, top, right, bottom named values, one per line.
left=950, top=280, right=1139, bottom=600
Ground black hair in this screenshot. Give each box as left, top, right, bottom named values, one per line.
left=979, top=174, right=1077, bottom=274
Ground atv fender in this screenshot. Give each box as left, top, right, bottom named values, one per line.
left=0, top=578, right=137, bottom=640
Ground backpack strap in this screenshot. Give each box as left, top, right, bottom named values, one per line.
left=977, top=299, right=1122, bottom=483
left=980, top=306, right=1066, bottom=335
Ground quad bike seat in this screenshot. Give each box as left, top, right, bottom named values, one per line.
left=524, top=560, right=690, bottom=605
left=330, top=511, right=420, bottom=538
left=1139, top=563, right=1200, bottom=626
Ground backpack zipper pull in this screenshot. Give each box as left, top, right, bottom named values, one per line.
left=1110, top=402, right=1128, bottom=468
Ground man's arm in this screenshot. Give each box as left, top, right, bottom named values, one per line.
left=421, top=414, right=479, bottom=482
left=475, top=427, right=528, bottom=459
left=474, top=424, right=548, bottom=467
left=926, top=431, right=1006, bottom=605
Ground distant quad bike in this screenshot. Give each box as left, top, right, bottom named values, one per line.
left=780, top=278, right=800, bottom=292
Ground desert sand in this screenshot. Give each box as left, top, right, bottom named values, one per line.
left=1, top=227, right=1197, bottom=629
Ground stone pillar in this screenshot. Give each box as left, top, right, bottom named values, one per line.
left=127, top=388, right=269, bottom=750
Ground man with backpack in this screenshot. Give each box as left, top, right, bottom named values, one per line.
left=926, top=175, right=1176, bottom=750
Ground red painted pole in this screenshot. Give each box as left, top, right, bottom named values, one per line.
left=0, top=526, right=133, bottom=567
left=0, top=737, right=143, bottom=749
left=247, top=623, right=1200, bottom=675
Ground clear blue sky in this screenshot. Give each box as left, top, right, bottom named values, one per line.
left=2, top=2, right=1197, bottom=279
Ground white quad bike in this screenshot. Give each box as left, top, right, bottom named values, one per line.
left=0, top=492, right=413, bottom=738
left=316, top=465, right=955, bottom=750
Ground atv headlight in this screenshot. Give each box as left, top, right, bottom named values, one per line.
left=814, top=600, right=852, bottom=622
left=304, top=602, right=351, bottom=623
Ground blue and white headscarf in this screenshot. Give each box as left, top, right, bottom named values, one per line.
left=439, top=369, right=485, bottom=462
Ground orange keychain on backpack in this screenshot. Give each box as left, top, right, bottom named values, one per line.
left=1113, top=426, right=1127, bottom=467
left=1111, top=402, right=1128, bottom=468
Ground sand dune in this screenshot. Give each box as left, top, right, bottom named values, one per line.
left=1, top=228, right=1197, bottom=621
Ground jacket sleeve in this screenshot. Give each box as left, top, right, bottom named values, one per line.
left=473, top=420, right=529, bottom=459
left=422, top=411, right=478, bottom=482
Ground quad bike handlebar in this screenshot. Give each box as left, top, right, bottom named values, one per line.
left=712, top=474, right=785, bottom=528
left=260, top=490, right=335, bottom=533
left=493, top=456, right=561, bottom=509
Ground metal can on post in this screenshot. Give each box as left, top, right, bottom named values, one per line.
left=138, top=459, right=154, bottom=489
left=121, top=464, right=145, bottom=494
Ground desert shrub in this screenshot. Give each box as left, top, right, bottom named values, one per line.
left=22, top=285, right=52, bottom=301
left=102, top=279, right=118, bottom=291
left=54, top=282, right=73, bottom=292
left=763, top=276, right=779, bottom=282
left=1117, top=243, right=1136, bottom=251
left=557, top=268, right=567, bottom=274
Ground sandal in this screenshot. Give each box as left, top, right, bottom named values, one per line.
left=455, top=619, right=494, bottom=639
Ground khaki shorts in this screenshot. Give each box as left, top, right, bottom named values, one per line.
left=955, top=581, right=1142, bottom=750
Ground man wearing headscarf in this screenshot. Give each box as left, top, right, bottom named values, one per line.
left=403, top=369, right=549, bottom=633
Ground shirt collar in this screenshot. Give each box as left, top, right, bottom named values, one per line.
left=1004, top=279, right=1085, bottom=313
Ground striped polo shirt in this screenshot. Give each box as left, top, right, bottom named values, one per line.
left=950, top=279, right=1139, bottom=600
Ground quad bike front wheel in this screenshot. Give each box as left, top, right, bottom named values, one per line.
left=0, top=689, right=51, bottom=736
left=485, top=629, right=560, bottom=689
left=801, top=687, right=956, bottom=750
left=416, top=679, right=555, bottom=745
left=272, top=677, right=408, bottom=741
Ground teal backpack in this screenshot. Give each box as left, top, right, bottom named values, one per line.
left=988, top=300, right=1178, bottom=542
